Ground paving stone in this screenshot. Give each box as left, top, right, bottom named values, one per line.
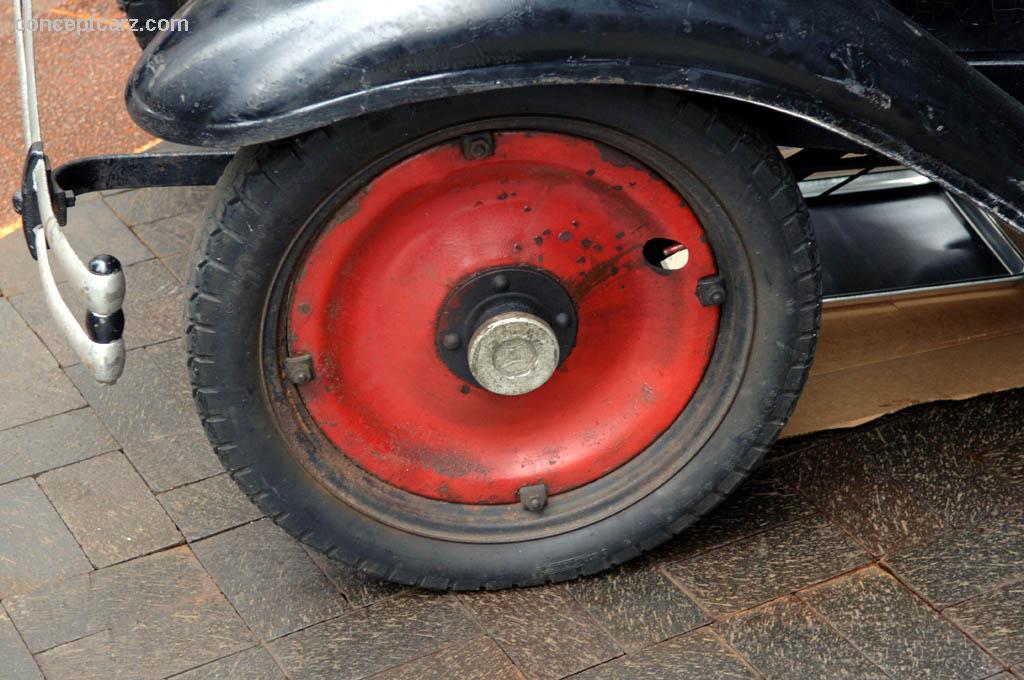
left=885, top=516, right=1024, bottom=607
left=721, top=596, right=888, bottom=679
left=4, top=546, right=251, bottom=658
left=162, top=252, right=191, bottom=284
left=159, top=473, right=262, bottom=540
left=268, top=593, right=479, bottom=680
left=366, top=636, right=522, bottom=680
left=461, top=585, right=621, bottom=680
left=123, top=427, right=224, bottom=493
left=104, top=186, right=212, bottom=227
left=912, top=458, right=1024, bottom=532
left=119, top=258, right=186, bottom=350
left=39, top=621, right=238, bottom=680
left=849, top=394, right=1024, bottom=504
left=33, top=569, right=252, bottom=680
left=778, top=425, right=950, bottom=556
left=654, top=466, right=815, bottom=561
left=7, top=289, right=82, bottom=368
left=38, top=451, right=182, bottom=568
left=0, top=609, right=42, bottom=680
left=946, top=583, right=1024, bottom=667
left=566, top=562, right=705, bottom=651
left=115, top=340, right=212, bottom=493
left=802, top=567, right=998, bottom=679
left=664, top=516, right=868, bottom=616
left=66, top=347, right=198, bottom=447
left=63, top=193, right=153, bottom=268
left=918, top=390, right=1024, bottom=455
left=0, top=222, right=49, bottom=298
left=144, top=337, right=192, bottom=396
left=150, top=141, right=230, bottom=154
left=132, top=210, right=204, bottom=258
left=305, top=547, right=408, bottom=608
left=192, top=519, right=347, bottom=640
left=0, top=408, right=116, bottom=484
left=766, top=428, right=850, bottom=462
left=573, top=629, right=756, bottom=680
left=171, top=647, right=284, bottom=680
left=871, top=415, right=1024, bottom=530
left=0, top=478, right=91, bottom=598
left=982, top=446, right=1024, bottom=488
left=0, top=300, right=84, bottom=431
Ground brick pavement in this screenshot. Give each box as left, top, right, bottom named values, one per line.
left=0, top=0, right=154, bottom=233
left=0, top=185, right=1021, bottom=679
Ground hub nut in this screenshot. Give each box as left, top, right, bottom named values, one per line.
left=468, top=312, right=560, bottom=396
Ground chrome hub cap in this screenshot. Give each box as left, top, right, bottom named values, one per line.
left=468, top=312, right=560, bottom=396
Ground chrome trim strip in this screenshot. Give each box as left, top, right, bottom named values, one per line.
left=946, top=195, right=1024, bottom=276
left=823, top=275, right=1024, bottom=307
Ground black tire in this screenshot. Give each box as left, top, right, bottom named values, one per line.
left=187, top=86, right=820, bottom=589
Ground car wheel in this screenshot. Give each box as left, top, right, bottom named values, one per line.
left=186, top=86, right=820, bottom=589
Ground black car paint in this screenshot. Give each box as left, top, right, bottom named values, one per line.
left=125, top=0, right=1024, bottom=232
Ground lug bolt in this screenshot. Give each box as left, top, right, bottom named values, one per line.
left=461, top=132, right=495, bottom=160
left=442, top=333, right=462, bottom=351
left=553, top=312, right=571, bottom=329
left=491, top=274, right=510, bottom=292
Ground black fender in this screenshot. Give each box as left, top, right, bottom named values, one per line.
left=126, top=0, right=1024, bottom=231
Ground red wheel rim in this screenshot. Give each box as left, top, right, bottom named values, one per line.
left=287, top=131, right=720, bottom=504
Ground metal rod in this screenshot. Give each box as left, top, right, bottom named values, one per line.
left=21, top=0, right=41, bottom=143
left=12, top=0, right=37, bottom=147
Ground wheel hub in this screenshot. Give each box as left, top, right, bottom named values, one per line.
left=436, top=266, right=577, bottom=393
left=469, top=311, right=559, bottom=395
left=286, top=129, right=720, bottom=504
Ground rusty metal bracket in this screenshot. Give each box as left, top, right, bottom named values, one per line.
left=284, top=353, right=315, bottom=385
left=518, top=483, right=548, bottom=513
left=53, top=151, right=234, bottom=196
left=696, top=275, right=726, bottom=306
left=13, top=143, right=74, bottom=259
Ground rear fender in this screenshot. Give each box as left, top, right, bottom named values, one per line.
left=127, top=0, right=1024, bottom=231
